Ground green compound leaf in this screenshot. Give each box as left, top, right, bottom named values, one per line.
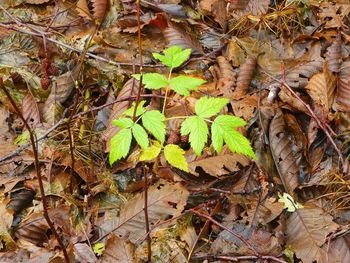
left=224, top=129, right=256, bottom=158
left=195, top=97, right=229, bottom=118
left=213, top=115, right=247, bottom=128
left=132, top=123, right=149, bottom=149
left=123, top=100, right=147, bottom=117
left=164, top=144, right=189, bottom=172
left=133, top=73, right=168, bottom=90
left=153, top=46, right=191, bottom=68
left=169, top=76, right=206, bottom=96
left=139, top=143, right=162, bottom=161
left=111, top=118, right=134, bottom=129
left=212, top=115, right=255, bottom=158
left=142, top=110, right=166, bottom=143
left=109, top=128, right=132, bottom=165
left=181, top=116, right=208, bottom=156
left=211, top=121, right=224, bottom=153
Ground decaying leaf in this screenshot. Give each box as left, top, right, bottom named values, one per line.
left=216, top=56, right=236, bottom=97
left=77, top=0, right=107, bottom=23
left=286, top=207, right=338, bottom=263
left=22, top=93, right=40, bottom=127
left=188, top=147, right=250, bottom=177
left=151, top=14, right=203, bottom=54
left=305, top=63, right=336, bottom=113
left=15, top=211, right=50, bottom=246
left=234, top=57, right=257, bottom=97
left=325, top=34, right=343, bottom=73
left=211, top=222, right=282, bottom=256
left=99, top=180, right=189, bottom=243
left=285, top=60, right=323, bottom=88
left=100, top=234, right=136, bottom=262
left=74, top=243, right=97, bottom=263
left=323, top=235, right=350, bottom=263
left=337, top=60, right=350, bottom=112
left=269, top=109, right=300, bottom=193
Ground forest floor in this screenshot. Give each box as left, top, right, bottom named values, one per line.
left=0, top=0, right=350, bottom=262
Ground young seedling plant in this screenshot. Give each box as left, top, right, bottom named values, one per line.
left=109, top=46, right=256, bottom=172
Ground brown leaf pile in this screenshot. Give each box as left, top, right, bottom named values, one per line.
left=0, top=1, right=350, bottom=262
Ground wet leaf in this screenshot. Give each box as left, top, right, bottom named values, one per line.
left=286, top=208, right=338, bottom=263
left=100, top=234, right=135, bottom=262
left=269, top=110, right=300, bottom=193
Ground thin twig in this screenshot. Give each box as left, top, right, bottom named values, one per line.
left=132, top=0, right=144, bottom=121
left=0, top=79, right=70, bottom=263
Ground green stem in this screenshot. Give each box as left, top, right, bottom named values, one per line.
left=162, top=68, right=173, bottom=114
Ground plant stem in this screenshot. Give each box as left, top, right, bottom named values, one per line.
left=162, top=69, right=173, bottom=114
left=143, top=168, right=151, bottom=261
left=0, top=79, right=70, bottom=263
left=132, top=0, right=143, bottom=122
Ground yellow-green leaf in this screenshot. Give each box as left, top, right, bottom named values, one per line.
left=140, top=143, right=162, bottom=161
left=164, top=144, right=189, bottom=172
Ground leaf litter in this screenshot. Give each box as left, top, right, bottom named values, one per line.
left=0, top=1, right=350, bottom=263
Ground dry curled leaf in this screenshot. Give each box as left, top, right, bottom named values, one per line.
left=7, top=189, right=35, bottom=214
left=102, top=78, right=139, bottom=151
left=188, top=147, right=250, bottom=177
left=151, top=14, right=203, bottom=54
left=92, top=0, right=108, bottom=23
left=15, top=211, right=50, bottom=246
left=234, top=57, right=257, bottom=98
left=325, top=34, right=343, bottom=73
left=76, top=0, right=93, bottom=20
left=22, top=93, right=40, bottom=127
left=286, top=207, right=338, bottom=263
left=322, top=235, right=350, bottom=263
left=269, top=109, right=301, bottom=193
left=76, top=0, right=107, bottom=23
left=278, top=85, right=308, bottom=113
left=285, top=60, right=323, bottom=88
left=74, top=243, right=97, bottom=263
left=216, top=56, right=236, bottom=97
left=337, top=60, right=350, bottom=112
left=305, top=63, right=336, bottom=113
left=100, top=234, right=136, bottom=263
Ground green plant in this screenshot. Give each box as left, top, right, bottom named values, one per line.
left=109, top=46, right=256, bottom=172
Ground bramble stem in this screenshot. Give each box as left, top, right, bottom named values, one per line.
left=162, top=68, right=173, bottom=114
